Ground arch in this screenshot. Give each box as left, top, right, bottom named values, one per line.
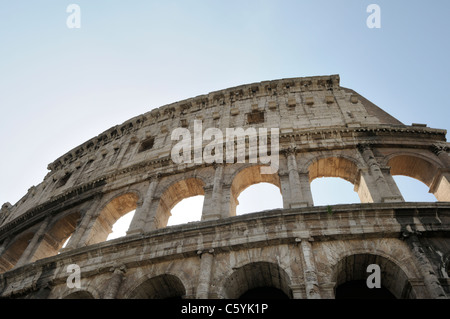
left=155, top=178, right=205, bottom=228
left=308, top=156, right=362, bottom=204
left=31, top=211, right=81, bottom=261
left=387, top=154, right=441, bottom=187
left=387, top=153, right=450, bottom=201
left=308, top=156, right=360, bottom=184
left=310, top=177, right=361, bottom=206
left=127, top=274, right=186, bottom=299
left=168, top=195, right=204, bottom=226
left=85, top=192, right=139, bottom=245
left=333, top=253, right=416, bottom=299
left=0, top=232, right=34, bottom=273
left=236, top=182, right=283, bottom=215
left=229, top=165, right=281, bottom=217
left=393, top=175, right=436, bottom=202
left=221, top=261, right=292, bottom=299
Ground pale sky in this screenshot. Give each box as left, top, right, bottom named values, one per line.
left=1, top=1, right=449, bottom=235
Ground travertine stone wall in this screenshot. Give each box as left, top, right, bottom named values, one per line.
left=0, top=75, right=449, bottom=299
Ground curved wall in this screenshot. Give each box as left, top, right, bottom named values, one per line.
left=0, top=75, right=450, bottom=299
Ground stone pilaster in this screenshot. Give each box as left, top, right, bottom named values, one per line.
left=103, top=265, right=126, bottom=299
left=380, top=166, right=405, bottom=201
left=15, top=217, right=51, bottom=268
left=202, top=164, right=224, bottom=221
left=297, top=237, right=321, bottom=299
left=284, top=147, right=313, bottom=208
left=430, top=144, right=450, bottom=201
left=404, top=232, right=446, bottom=299
left=127, top=176, right=159, bottom=235
left=64, top=194, right=104, bottom=249
left=358, top=144, right=403, bottom=203
left=196, top=249, right=215, bottom=299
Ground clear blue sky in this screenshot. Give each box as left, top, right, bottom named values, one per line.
left=1, top=0, right=449, bottom=212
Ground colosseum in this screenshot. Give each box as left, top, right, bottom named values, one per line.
left=0, top=74, right=449, bottom=300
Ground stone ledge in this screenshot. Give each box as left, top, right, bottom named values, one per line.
left=2, top=202, right=449, bottom=285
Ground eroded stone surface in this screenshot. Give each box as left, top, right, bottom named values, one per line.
left=0, top=75, right=449, bottom=299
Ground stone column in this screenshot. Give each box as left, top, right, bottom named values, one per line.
left=405, top=232, right=446, bottom=299
left=202, top=165, right=224, bottom=221
left=297, top=237, right=321, bottom=299
left=358, top=144, right=403, bottom=203
left=298, top=172, right=314, bottom=206
left=355, top=169, right=378, bottom=203
left=127, top=176, right=158, bottom=235
left=196, top=249, right=215, bottom=299
left=285, top=147, right=312, bottom=208
left=279, top=173, right=292, bottom=209
left=64, top=195, right=103, bottom=250
left=430, top=145, right=450, bottom=201
left=143, top=199, right=163, bottom=231
left=103, top=265, right=126, bottom=299
left=15, top=217, right=51, bottom=268
left=220, top=183, right=234, bottom=218
left=381, top=166, right=404, bottom=201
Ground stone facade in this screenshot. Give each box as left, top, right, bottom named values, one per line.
left=0, top=74, right=449, bottom=299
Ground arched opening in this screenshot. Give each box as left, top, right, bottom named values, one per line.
left=333, top=254, right=415, bottom=299
left=311, top=177, right=360, bottom=206
left=167, top=195, right=204, bottom=226
left=31, top=212, right=81, bottom=260
left=60, top=236, right=71, bottom=250
left=85, top=193, right=139, bottom=245
left=156, top=178, right=205, bottom=228
left=128, top=274, right=186, bottom=299
left=230, top=165, right=281, bottom=217
left=222, top=262, right=292, bottom=299
left=308, top=157, right=361, bottom=205
left=236, top=183, right=283, bottom=216
left=336, top=280, right=396, bottom=299
left=388, top=155, right=444, bottom=201
left=63, top=291, right=95, bottom=299
left=107, top=209, right=136, bottom=240
left=0, top=232, right=34, bottom=273
left=393, top=176, right=436, bottom=202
